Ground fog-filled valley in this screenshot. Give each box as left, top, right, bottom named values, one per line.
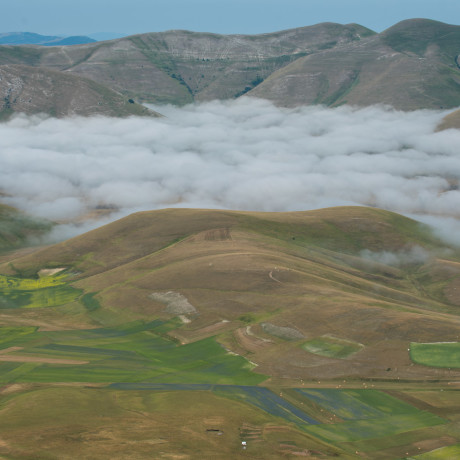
left=1, top=98, right=459, bottom=244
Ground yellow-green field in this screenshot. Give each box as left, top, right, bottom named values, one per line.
left=0, top=273, right=80, bottom=309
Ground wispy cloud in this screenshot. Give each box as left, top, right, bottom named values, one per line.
left=0, top=98, right=459, bottom=242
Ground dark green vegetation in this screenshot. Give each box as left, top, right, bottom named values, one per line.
left=0, top=19, right=459, bottom=116
left=2, top=206, right=460, bottom=457
left=0, top=204, right=51, bottom=253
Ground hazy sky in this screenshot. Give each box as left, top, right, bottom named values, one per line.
left=2, top=0, right=459, bottom=36
left=1, top=99, right=459, bottom=245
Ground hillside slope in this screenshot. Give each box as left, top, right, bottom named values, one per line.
left=437, top=108, right=460, bottom=130
left=0, top=20, right=458, bottom=110
left=250, top=19, right=460, bottom=109
left=2, top=206, right=460, bottom=382
left=0, top=64, right=160, bottom=119
left=0, top=23, right=375, bottom=105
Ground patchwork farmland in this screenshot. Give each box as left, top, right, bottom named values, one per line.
left=1, top=207, right=460, bottom=458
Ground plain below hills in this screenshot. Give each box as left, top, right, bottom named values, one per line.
left=2, top=206, right=460, bottom=383
left=0, top=18, right=459, bottom=118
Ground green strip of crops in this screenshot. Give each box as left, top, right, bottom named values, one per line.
left=413, top=444, right=460, bottom=459
left=304, top=412, right=445, bottom=443
left=0, top=321, right=267, bottom=385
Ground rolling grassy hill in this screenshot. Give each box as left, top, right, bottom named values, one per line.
left=2, top=206, right=460, bottom=458
left=2, top=206, right=460, bottom=381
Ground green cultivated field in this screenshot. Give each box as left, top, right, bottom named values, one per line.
left=293, top=388, right=447, bottom=455
left=0, top=320, right=266, bottom=385
left=410, top=342, right=460, bottom=368
left=412, top=444, right=460, bottom=459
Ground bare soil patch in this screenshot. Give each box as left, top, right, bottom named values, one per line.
left=38, top=268, right=66, bottom=277
left=261, top=323, right=304, bottom=341
left=149, top=291, right=197, bottom=315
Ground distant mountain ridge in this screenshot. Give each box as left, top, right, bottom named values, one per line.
left=0, top=19, right=459, bottom=119
left=0, top=32, right=96, bottom=46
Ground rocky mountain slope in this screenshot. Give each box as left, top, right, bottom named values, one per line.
left=1, top=23, right=375, bottom=106
left=0, top=64, right=160, bottom=119
left=0, top=19, right=459, bottom=116
left=251, top=19, right=460, bottom=109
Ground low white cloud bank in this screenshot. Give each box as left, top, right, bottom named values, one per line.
left=0, top=98, right=459, bottom=242
left=360, top=246, right=432, bottom=267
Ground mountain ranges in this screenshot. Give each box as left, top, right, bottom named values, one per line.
left=0, top=18, right=459, bottom=121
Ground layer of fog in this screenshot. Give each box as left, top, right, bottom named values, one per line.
left=360, top=246, right=432, bottom=267
left=0, top=98, right=459, bottom=244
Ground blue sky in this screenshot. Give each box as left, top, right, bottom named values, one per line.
left=2, top=0, right=459, bottom=37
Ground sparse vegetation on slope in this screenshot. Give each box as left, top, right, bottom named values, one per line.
left=0, top=64, right=160, bottom=119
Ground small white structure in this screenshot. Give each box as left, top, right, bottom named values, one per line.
left=242, top=441, right=247, bottom=450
